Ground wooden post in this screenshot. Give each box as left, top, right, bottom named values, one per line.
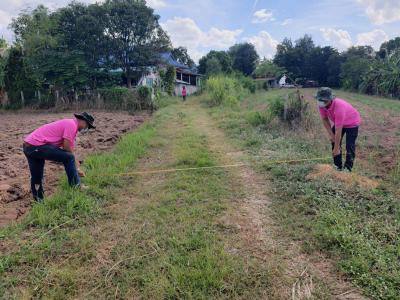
left=38, top=90, right=41, bottom=102
left=20, top=91, right=25, bottom=107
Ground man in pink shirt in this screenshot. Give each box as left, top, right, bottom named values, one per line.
left=316, top=88, right=361, bottom=172
left=23, top=112, right=95, bottom=201
left=182, top=86, right=187, bottom=101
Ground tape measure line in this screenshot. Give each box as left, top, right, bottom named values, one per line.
left=105, top=156, right=331, bottom=177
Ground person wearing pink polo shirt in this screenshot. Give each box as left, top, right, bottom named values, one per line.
left=316, top=88, right=361, bottom=172
left=23, top=112, right=95, bottom=201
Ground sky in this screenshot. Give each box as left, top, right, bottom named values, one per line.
left=1, top=0, right=400, bottom=62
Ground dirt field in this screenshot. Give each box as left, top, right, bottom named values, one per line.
left=0, top=111, right=148, bottom=227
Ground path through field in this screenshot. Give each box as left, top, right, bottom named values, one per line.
left=1, top=99, right=367, bottom=299
left=74, top=100, right=365, bottom=298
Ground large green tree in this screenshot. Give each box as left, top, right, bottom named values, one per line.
left=102, top=0, right=171, bottom=87
left=198, top=50, right=232, bottom=75
left=229, top=43, right=259, bottom=76
left=171, top=47, right=195, bottom=68
left=253, top=59, right=286, bottom=78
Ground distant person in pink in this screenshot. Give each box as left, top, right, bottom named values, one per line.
left=316, top=87, right=361, bottom=172
left=182, top=86, right=187, bottom=101
left=23, top=112, right=95, bottom=201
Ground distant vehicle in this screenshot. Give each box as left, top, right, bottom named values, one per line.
left=303, top=80, right=319, bottom=88
left=280, top=83, right=297, bottom=88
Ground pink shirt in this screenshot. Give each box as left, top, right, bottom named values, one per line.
left=25, top=118, right=79, bottom=149
left=319, top=98, right=361, bottom=128
left=182, top=88, right=187, bottom=96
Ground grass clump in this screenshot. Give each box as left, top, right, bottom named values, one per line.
left=205, top=75, right=242, bottom=107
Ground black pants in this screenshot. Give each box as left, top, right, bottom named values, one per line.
left=23, top=144, right=80, bottom=201
left=182, top=95, right=186, bottom=101
left=331, top=126, right=359, bottom=171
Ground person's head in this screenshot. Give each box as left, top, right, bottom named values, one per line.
left=183, top=86, right=186, bottom=90
left=315, top=87, right=335, bottom=108
left=74, top=112, right=96, bottom=133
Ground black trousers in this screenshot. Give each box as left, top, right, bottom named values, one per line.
left=23, top=144, right=80, bottom=201
left=331, top=126, right=359, bottom=171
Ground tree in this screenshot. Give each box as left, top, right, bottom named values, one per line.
left=55, top=2, right=107, bottom=87
left=171, top=47, right=195, bottom=68
left=198, top=50, right=232, bottom=75
left=377, top=37, right=400, bottom=59
left=102, top=0, right=171, bottom=88
left=253, top=59, right=286, bottom=78
left=0, top=38, right=7, bottom=92
left=229, top=43, right=259, bottom=76
left=4, top=46, right=39, bottom=107
left=160, top=65, right=175, bottom=95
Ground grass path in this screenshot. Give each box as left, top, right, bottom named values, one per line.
left=1, top=98, right=368, bottom=299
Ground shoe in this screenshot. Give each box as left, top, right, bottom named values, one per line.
left=334, top=166, right=343, bottom=171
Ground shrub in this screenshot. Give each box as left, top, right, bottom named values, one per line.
left=245, top=111, right=271, bottom=127
left=98, top=87, right=135, bottom=110
left=267, top=91, right=311, bottom=128
left=205, top=75, right=241, bottom=107
left=137, top=85, right=154, bottom=110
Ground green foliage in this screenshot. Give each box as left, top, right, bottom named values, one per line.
left=360, top=51, right=400, bottom=98
left=171, top=46, right=195, bottom=68
left=198, top=50, right=233, bottom=75
left=205, top=75, right=242, bottom=107
left=102, top=0, right=171, bottom=87
left=235, top=73, right=256, bottom=93
left=137, top=85, right=154, bottom=110
left=229, top=43, right=259, bottom=76
left=253, top=59, right=286, bottom=78
left=160, top=65, right=176, bottom=95
left=98, top=86, right=137, bottom=110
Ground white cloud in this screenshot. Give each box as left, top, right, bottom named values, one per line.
left=356, top=29, right=388, bottom=49
left=252, top=9, right=274, bottom=24
left=246, top=30, right=278, bottom=59
left=357, top=0, right=400, bottom=24
left=281, top=18, right=292, bottom=26
left=161, top=17, right=242, bottom=61
left=146, top=0, right=166, bottom=9
left=320, top=28, right=353, bottom=51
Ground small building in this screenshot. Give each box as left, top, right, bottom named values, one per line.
left=138, top=53, right=202, bottom=95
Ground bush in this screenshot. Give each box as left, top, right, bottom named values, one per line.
left=245, top=111, right=271, bottom=127
left=205, top=75, right=241, bottom=107
left=239, top=76, right=256, bottom=93
left=136, top=85, right=154, bottom=110
left=267, top=91, right=311, bottom=128
left=98, top=87, right=135, bottom=110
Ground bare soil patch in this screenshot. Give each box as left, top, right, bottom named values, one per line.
left=0, top=110, right=148, bottom=227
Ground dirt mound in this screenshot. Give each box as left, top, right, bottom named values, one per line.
left=307, top=164, right=379, bottom=190
left=0, top=111, right=148, bottom=227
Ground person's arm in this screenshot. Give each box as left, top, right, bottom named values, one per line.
left=322, top=117, right=335, bottom=142
left=333, top=126, right=343, bottom=156
left=63, top=139, right=85, bottom=177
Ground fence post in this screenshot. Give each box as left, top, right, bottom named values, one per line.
left=20, top=91, right=25, bottom=107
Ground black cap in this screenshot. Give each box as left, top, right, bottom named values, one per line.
left=74, top=112, right=96, bottom=129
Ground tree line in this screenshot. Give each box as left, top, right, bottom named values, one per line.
left=198, top=35, right=400, bottom=99
left=0, top=0, right=399, bottom=109
left=0, top=0, right=195, bottom=108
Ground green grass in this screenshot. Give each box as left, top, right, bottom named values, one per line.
left=0, top=122, right=155, bottom=298
left=0, top=100, right=277, bottom=299
left=208, top=88, right=400, bottom=299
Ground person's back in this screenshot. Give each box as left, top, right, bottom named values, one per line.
left=25, top=119, right=78, bottom=149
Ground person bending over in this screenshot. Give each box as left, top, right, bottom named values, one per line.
left=23, top=112, right=96, bottom=201
left=316, top=88, right=361, bottom=172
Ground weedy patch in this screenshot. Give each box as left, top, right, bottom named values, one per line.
left=209, top=88, right=400, bottom=299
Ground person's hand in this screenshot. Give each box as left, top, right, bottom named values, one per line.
left=329, top=133, right=335, bottom=143
left=78, top=169, right=86, bottom=177
left=332, top=146, right=341, bottom=156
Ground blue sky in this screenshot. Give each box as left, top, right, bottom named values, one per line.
left=1, top=0, right=400, bottom=61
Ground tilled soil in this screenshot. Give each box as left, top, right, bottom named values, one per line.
left=0, top=110, right=148, bottom=227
